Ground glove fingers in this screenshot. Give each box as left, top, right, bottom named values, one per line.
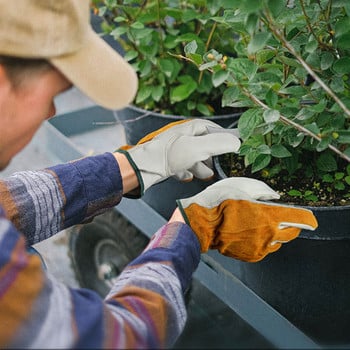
left=266, top=242, right=283, bottom=255
left=174, top=170, right=193, bottom=182
left=187, top=133, right=241, bottom=157
left=198, top=178, right=280, bottom=203
left=274, top=226, right=302, bottom=243
left=203, top=157, right=213, bottom=169
left=189, top=162, right=214, bottom=180
left=206, top=126, right=241, bottom=139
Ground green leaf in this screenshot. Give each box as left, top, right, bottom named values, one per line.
left=336, top=131, right=350, bottom=144
left=279, top=85, right=307, bottom=96
left=345, top=176, right=350, bottom=185
left=199, top=61, right=218, bottom=71
left=322, top=174, right=333, bottom=183
left=256, top=49, right=276, bottom=65
left=184, top=40, right=198, bottom=55
left=271, top=144, right=292, bottom=158
left=245, top=13, right=259, bottom=35
left=335, top=17, right=350, bottom=38
left=130, top=21, right=144, bottom=29
left=196, top=103, right=212, bottom=116
left=268, top=0, right=285, bottom=17
left=110, top=26, right=128, bottom=37
left=170, top=77, right=197, bottom=103
left=251, top=154, right=271, bottom=173
left=151, top=85, right=163, bottom=102
left=159, top=58, right=174, bottom=78
left=335, top=31, right=350, bottom=50
left=335, top=182, right=345, bottom=190
left=321, top=52, right=334, bottom=70
left=222, top=86, right=241, bottom=107
left=212, top=70, right=230, bottom=87
left=138, top=60, right=152, bottom=77
left=283, top=153, right=299, bottom=175
left=124, top=50, right=138, bottom=62
left=164, top=35, right=179, bottom=49
left=136, top=86, right=152, bottom=104
left=113, top=16, right=126, bottom=23
left=277, top=55, right=302, bottom=68
left=316, top=152, right=338, bottom=172
left=305, top=39, right=318, bottom=53
left=238, top=109, right=263, bottom=140
left=330, top=76, right=345, bottom=93
left=265, top=89, right=278, bottom=108
left=226, top=58, right=258, bottom=81
left=187, top=53, right=203, bottom=65
left=247, top=32, right=271, bottom=54
left=304, top=122, right=320, bottom=135
left=256, top=144, right=271, bottom=154
left=288, top=189, right=302, bottom=197
left=176, top=33, right=201, bottom=43
left=263, top=109, right=280, bottom=123
left=305, top=193, right=319, bottom=202
left=187, top=100, right=196, bottom=111
left=295, top=108, right=315, bottom=121
left=335, top=172, right=345, bottom=180
left=309, top=100, right=327, bottom=113
left=239, top=0, right=263, bottom=14
left=132, top=28, right=153, bottom=40
left=316, top=137, right=331, bottom=152
left=333, top=57, right=350, bottom=74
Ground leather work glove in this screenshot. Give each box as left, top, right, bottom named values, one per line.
left=117, top=119, right=241, bottom=196
left=176, top=177, right=318, bottom=262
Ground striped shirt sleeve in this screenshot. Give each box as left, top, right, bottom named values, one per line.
left=0, top=152, right=201, bottom=348
left=0, top=153, right=123, bottom=245
left=0, top=209, right=200, bottom=348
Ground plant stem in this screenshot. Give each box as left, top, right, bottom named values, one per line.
left=198, top=21, right=218, bottom=84
left=156, top=0, right=165, bottom=55
left=299, top=0, right=329, bottom=50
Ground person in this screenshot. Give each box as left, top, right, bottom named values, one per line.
left=0, top=0, right=318, bottom=348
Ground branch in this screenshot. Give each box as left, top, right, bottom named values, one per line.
left=263, top=9, right=350, bottom=120
left=242, top=87, right=350, bottom=163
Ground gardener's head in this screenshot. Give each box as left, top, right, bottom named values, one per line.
left=0, top=0, right=137, bottom=169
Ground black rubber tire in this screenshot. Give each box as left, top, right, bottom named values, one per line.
left=68, top=209, right=149, bottom=297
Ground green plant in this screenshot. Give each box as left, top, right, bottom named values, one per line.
left=91, top=0, right=239, bottom=116
left=181, top=0, right=350, bottom=205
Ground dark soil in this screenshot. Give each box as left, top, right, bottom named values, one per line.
left=217, top=154, right=350, bottom=207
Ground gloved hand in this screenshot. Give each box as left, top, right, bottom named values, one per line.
left=176, top=177, right=318, bottom=262
left=116, top=119, right=241, bottom=196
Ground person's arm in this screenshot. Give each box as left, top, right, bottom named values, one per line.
left=0, top=205, right=199, bottom=349
left=0, top=152, right=135, bottom=245
left=0, top=118, right=239, bottom=246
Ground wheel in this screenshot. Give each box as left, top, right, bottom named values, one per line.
left=68, top=209, right=149, bottom=297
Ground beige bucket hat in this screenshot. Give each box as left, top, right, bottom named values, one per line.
left=0, top=0, right=138, bottom=110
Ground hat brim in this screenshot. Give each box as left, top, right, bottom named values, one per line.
left=50, top=28, right=138, bottom=110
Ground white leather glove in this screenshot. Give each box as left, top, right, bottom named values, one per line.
left=117, top=119, right=241, bottom=196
